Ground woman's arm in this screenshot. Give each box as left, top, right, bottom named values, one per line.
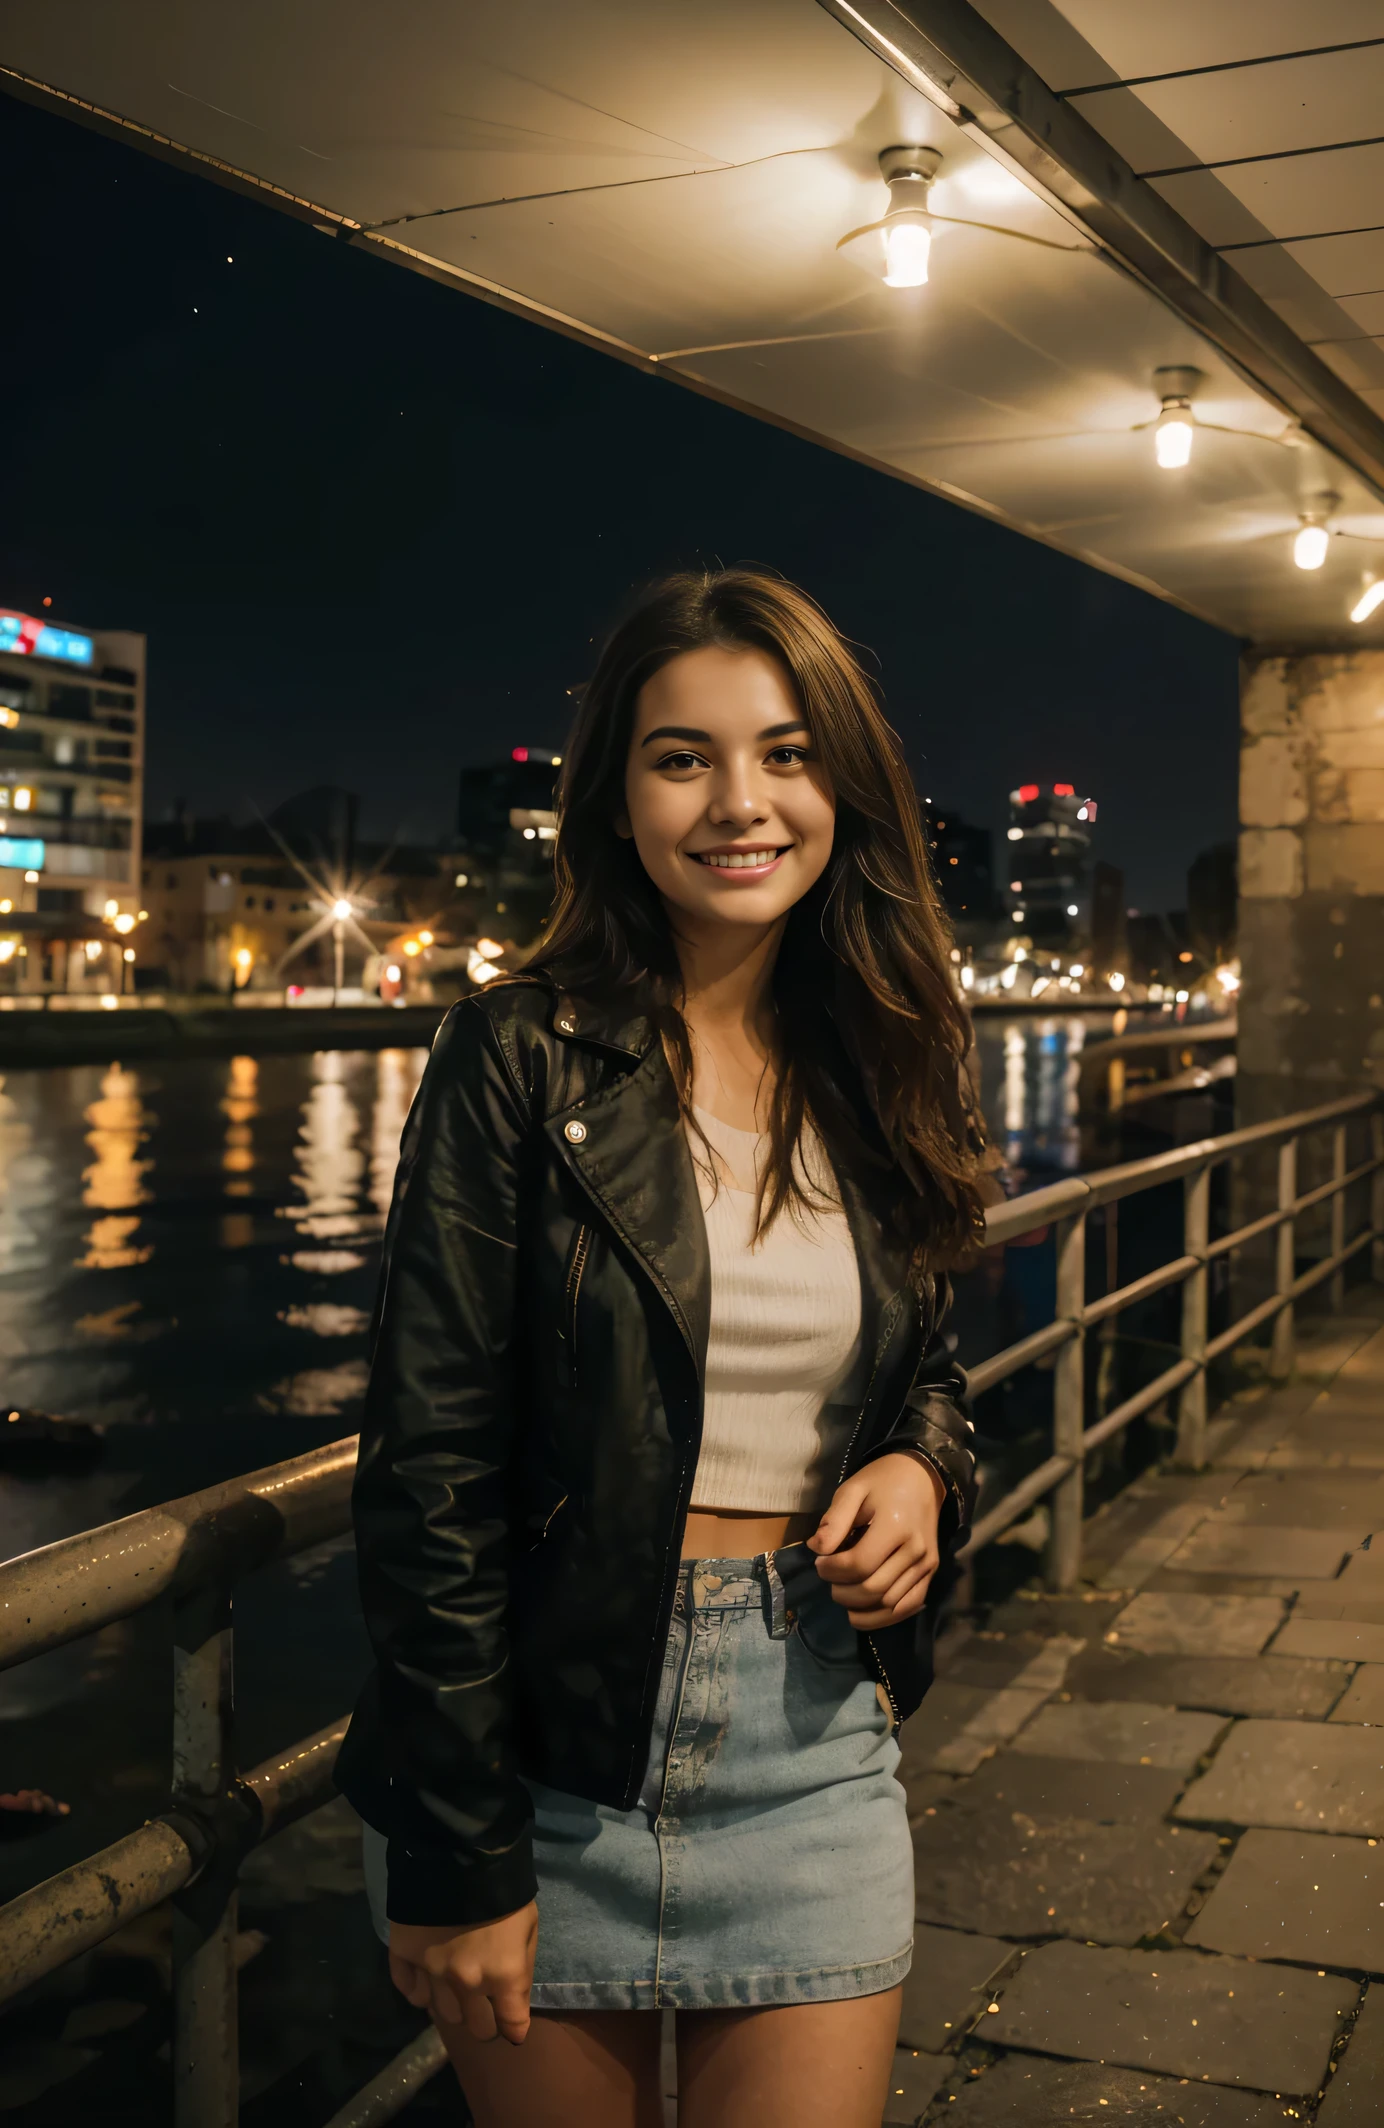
left=352, top=998, right=536, bottom=1930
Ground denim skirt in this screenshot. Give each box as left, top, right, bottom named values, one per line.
left=362, top=1544, right=914, bottom=2010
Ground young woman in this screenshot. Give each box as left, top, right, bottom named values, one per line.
left=337, top=568, right=986, bottom=2128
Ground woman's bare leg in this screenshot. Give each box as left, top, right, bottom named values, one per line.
left=677, top=1986, right=903, bottom=2128
left=434, top=2007, right=664, bottom=2128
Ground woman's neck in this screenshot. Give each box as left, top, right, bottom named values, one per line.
left=669, top=915, right=784, bottom=1130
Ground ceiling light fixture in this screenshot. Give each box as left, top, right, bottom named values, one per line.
left=1151, top=367, right=1201, bottom=470
left=836, top=147, right=1087, bottom=291
left=1293, top=493, right=1338, bottom=571
left=1352, top=579, right=1384, bottom=624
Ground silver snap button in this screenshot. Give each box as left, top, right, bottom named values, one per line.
left=564, top=1120, right=587, bottom=1144
left=556, top=1013, right=576, bottom=1033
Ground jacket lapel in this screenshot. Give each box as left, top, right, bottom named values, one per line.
left=548, top=1034, right=712, bottom=1384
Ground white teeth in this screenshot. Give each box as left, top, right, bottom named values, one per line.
left=699, top=850, right=780, bottom=868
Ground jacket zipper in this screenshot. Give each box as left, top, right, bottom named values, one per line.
left=564, top=1224, right=591, bottom=1386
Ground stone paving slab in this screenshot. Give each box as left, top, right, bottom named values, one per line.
left=986, top=1939, right=1356, bottom=2094
left=883, top=2047, right=950, bottom=2126
left=900, top=1680, right=1052, bottom=1778
left=897, top=1924, right=1014, bottom=2052
left=1218, top=1472, right=1384, bottom=1534
left=924, top=2051, right=1303, bottom=2124
left=1273, top=1617, right=1384, bottom=1662
left=1009, top=1699, right=1228, bottom=1773
left=1162, top=1524, right=1352, bottom=1579
left=1316, top=1981, right=1384, bottom=2124
left=1294, top=1588, right=1384, bottom=1626
left=1061, top=1646, right=1352, bottom=1720
left=1175, top=1719, right=1384, bottom=1835
left=1143, top=1571, right=1313, bottom=1601
left=1105, top=1594, right=1288, bottom=1658
left=1329, top=1664, right=1384, bottom=1724
left=913, top=1755, right=1219, bottom=1945
left=1092, top=1501, right=1225, bottom=1593
left=1185, top=1827, right=1384, bottom=1973
left=985, top=1591, right=1126, bottom=1639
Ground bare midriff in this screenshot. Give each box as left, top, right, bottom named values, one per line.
left=681, top=1506, right=818, bottom=1561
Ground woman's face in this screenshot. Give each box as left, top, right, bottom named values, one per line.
left=620, top=644, right=836, bottom=936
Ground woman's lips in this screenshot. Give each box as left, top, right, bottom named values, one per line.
left=689, top=847, right=788, bottom=880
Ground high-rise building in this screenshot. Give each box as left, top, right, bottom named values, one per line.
left=922, top=802, right=996, bottom=930
left=1003, top=782, right=1096, bottom=948
left=0, top=606, right=144, bottom=993
left=456, top=747, right=561, bottom=945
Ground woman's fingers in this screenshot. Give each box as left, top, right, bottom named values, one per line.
left=388, top=1953, right=431, bottom=2011
left=490, top=1979, right=533, bottom=2047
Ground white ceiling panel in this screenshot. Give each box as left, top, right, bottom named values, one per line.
left=4, top=0, right=1384, bottom=647
left=1081, top=48, right=1384, bottom=170
left=993, top=0, right=1384, bottom=86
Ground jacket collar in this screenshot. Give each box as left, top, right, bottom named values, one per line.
left=546, top=974, right=656, bottom=1062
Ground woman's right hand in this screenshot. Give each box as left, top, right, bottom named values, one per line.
left=389, top=1901, right=539, bottom=2045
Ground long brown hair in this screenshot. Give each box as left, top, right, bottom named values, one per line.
left=531, top=567, right=987, bottom=1273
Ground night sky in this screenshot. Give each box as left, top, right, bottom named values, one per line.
left=2, top=90, right=1241, bottom=912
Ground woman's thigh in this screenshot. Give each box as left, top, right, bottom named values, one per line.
left=435, top=2006, right=665, bottom=2128
left=676, top=1985, right=903, bottom=2128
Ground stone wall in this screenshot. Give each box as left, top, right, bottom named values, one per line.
left=1239, top=650, right=1384, bottom=1116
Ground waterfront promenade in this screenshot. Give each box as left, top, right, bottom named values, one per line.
left=884, top=1290, right=1384, bottom=2125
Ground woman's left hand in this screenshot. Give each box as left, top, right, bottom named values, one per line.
left=807, top=1453, right=946, bottom=1628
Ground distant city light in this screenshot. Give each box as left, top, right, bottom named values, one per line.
left=332, top=898, right=352, bottom=921
left=1017, top=784, right=1039, bottom=803
left=455, top=873, right=469, bottom=888
left=1076, top=806, right=1088, bottom=821
left=22, top=868, right=38, bottom=883
left=1066, top=903, right=1078, bottom=916
left=476, top=937, right=503, bottom=959
left=85, top=940, right=102, bottom=960
left=234, top=947, right=251, bottom=967
left=12, top=788, right=31, bottom=812
left=123, top=947, right=136, bottom=963
left=0, top=841, right=45, bottom=872
left=1006, top=827, right=1022, bottom=841
left=403, top=940, right=420, bottom=957
left=1053, top=783, right=1074, bottom=797
left=103, top=898, right=119, bottom=918
left=1176, top=989, right=1190, bottom=1003
left=1069, top=964, right=1084, bottom=977
left=417, top=930, right=434, bottom=946
left=385, top=963, right=401, bottom=983
left=114, top=913, right=136, bottom=934
left=512, top=747, right=529, bottom=762
left=1108, top=972, right=1125, bottom=992
left=523, top=827, right=536, bottom=839
left=1009, top=880, right=1022, bottom=892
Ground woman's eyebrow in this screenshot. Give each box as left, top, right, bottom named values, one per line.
left=639, top=719, right=811, bottom=747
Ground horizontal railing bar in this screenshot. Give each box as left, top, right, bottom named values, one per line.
left=0, top=1817, right=195, bottom=2009
left=966, top=1317, right=1077, bottom=1398
left=1081, top=1357, right=1199, bottom=1454
left=983, top=1177, right=1089, bottom=1247
left=1294, top=1157, right=1381, bottom=1216
left=0, top=1713, right=349, bottom=2007
left=1202, top=1228, right=1376, bottom=1364
left=1205, top=1203, right=1289, bottom=1260
left=968, top=1453, right=1077, bottom=1553
left=321, top=2029, right=449, bottom=2128
left=1081, top=1255, right=1199, bottom=1327
left=0, top=1436, right=359, bottom=1673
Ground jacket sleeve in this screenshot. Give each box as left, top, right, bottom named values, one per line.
left=350, top=999, right=537, bottom=1927
left=865, top=1281, right=977, bottom=1552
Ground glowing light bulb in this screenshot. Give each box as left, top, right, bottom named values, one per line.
left=883, top=217, right=931, bottom=287
left=1351, top=580, right=1384, bottom=623
left=1154, top=408, right=1194, bottom=469
left=332, top=898, right=352, bottom=921
left=1294, top=522, right=1329, bottom=570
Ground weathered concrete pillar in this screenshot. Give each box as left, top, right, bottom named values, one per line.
left=1239, top=651, right=1384, bottom=1116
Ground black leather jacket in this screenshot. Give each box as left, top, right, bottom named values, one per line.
left=336, top=975, right=976, bottom=1926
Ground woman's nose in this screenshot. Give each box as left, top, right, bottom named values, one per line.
left=708, top=774, right=768, bottom=825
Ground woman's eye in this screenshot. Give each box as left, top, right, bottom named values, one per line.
left=767, top=745, right=809, bottom=766
left=656, top=750, right=705, bottom=772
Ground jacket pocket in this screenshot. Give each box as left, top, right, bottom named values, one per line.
left=563, top=1223, right=592, bottom=1388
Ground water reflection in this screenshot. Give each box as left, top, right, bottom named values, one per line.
left=80, top=1064, right=153, bottom=1270
left=221, top=1053, right=258, bottom=1195
left=975, top=1012, right=1101, bottom=1183
left=371, top=1048, right=420, bottom=1219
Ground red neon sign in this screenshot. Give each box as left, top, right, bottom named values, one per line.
left=1017, top=783, right=1040, bottom=803
left=1053, top=782, right=1075, bottom=797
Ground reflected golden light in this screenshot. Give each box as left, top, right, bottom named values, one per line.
left=222, top=1055, right=259, bottom=1195
left=282, top=1050, right=364, bottom=1243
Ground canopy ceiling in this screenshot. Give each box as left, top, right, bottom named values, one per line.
left=6, top=0, right=1384, bottom=645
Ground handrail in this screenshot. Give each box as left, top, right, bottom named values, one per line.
left=0, top=1081, right=1379, bottom=2126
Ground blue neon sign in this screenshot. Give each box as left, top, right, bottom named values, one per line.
left=0, top=838, right=45, bottom=870
left=0, top=611, right=94, bottom=667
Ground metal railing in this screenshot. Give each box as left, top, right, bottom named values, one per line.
left=0, top=1086, right=1380, bottom=2123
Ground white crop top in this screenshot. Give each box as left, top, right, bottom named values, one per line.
left=686, top=1105, right=866, bottom=1514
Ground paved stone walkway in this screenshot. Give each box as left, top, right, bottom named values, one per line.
left=886, top=1290, right=1384, bottom=2126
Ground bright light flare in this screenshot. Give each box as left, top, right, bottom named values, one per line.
left=883, top=216, right=931, bottom=287
left=1154, top=410, right=1194, bottom=469
left=1351, top=580, right=1384, bottom=624
left=332, top=898, right=352, bottom=921
left=1294, top=523, right=1330, bottom=570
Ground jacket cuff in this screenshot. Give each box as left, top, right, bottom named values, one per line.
left=384, top=1833, right=538, bottom=1928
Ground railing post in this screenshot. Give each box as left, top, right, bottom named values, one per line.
left=1270, top=1136, right=1298, bottom=1380
left=1046, top=1211, right=1087, bottom=1592
left=1330, top=1122, right=1347, bottom=1312
left=172, top=1583, right=239, bottom=2128
left=1176, top=1163, right=1210, bottom=1469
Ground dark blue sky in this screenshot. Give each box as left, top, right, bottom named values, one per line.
left=0, top=90, right=1240, bottom=910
